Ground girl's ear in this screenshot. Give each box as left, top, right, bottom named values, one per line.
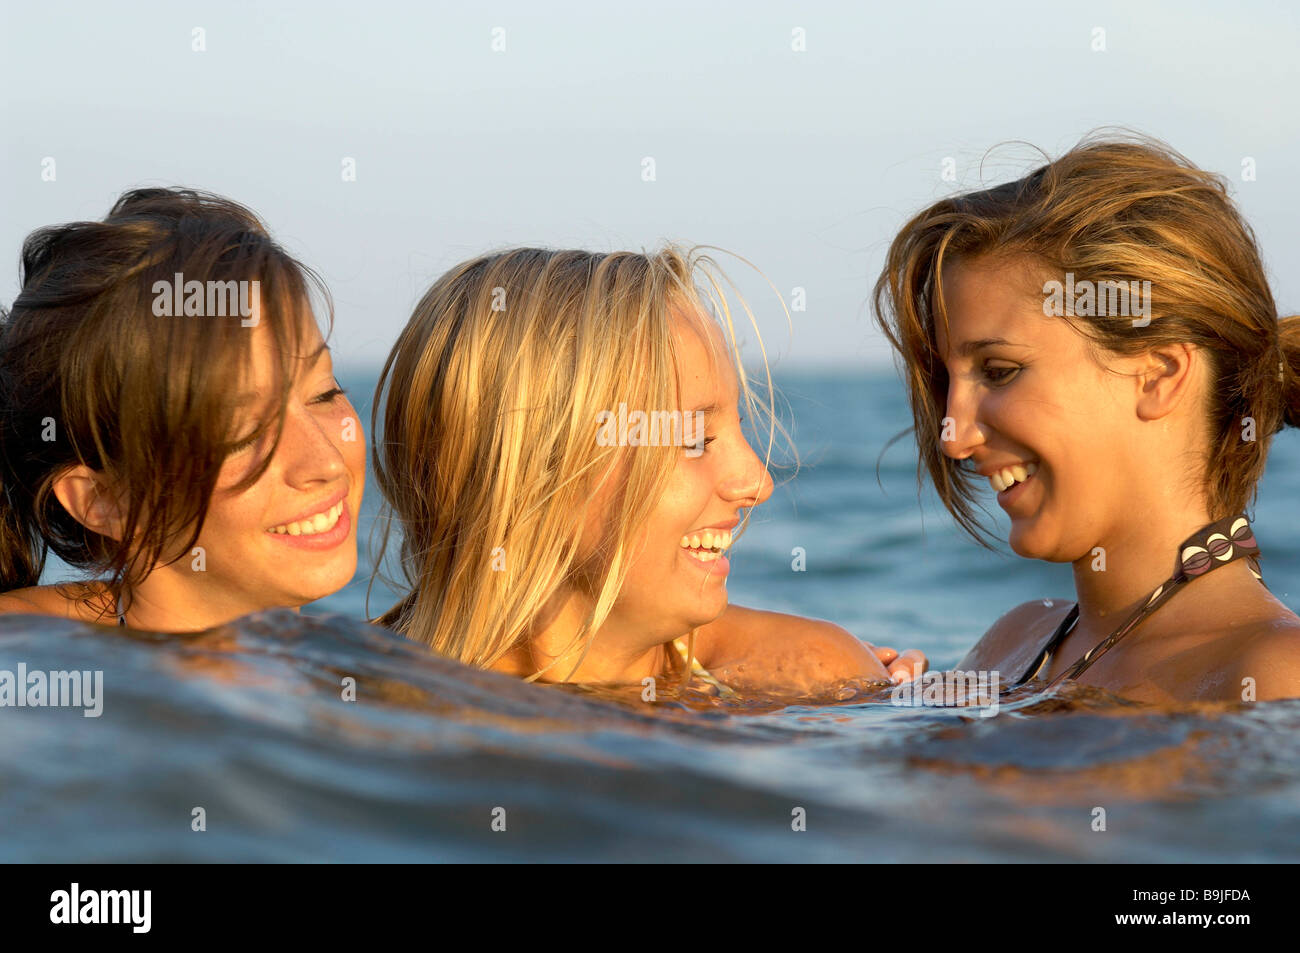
left=51, top=466, right=126, bottom=541
left=1134, top=342, right=1198, bottom=422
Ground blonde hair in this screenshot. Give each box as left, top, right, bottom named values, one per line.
left=873, top=132, right=1300, bottom=547
left=370, top=245, right=790, bottom=678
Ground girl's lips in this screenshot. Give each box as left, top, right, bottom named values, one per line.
left=681, top=547, right=730, bottom=577
left=997, top=471, right=1035, bottom=507
left=268, top=488, right=349, bottom=530
left=266, top=504, right=352, bottom=551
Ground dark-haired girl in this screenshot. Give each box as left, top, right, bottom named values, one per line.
left=0, top=189, right=365, bottom=630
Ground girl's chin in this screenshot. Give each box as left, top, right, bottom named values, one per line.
left=271, top=569, right=357, bottom=609
left=682, top=596, right=729, bottom=630
left=1007, top=524, right=1049, bottom=560
left=1008, top=528, right=1077, bottom=564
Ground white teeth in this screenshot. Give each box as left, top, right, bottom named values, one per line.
left=988, top=463, right=1037, bottom=494
left=270, top=501, right=343, bottom=536
left=679, top=528, right=732, bottom=553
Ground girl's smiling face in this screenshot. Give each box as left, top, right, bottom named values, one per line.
left=592, top=306, right=774, bottom=642
left=934, top=256, right=1201, bottom=563
left=162, top=316, right=366, bottom=618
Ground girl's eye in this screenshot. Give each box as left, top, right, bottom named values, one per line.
left=228, top=431, right=260, bottom=454
left=313, top=386, right=347, bottom=405
left=984, top=363, right=1019, bottom=384
left=689, top=436, right=717, bottom=453
left=226, top=387, right=345, bottom=457
left=229, top=387, right=345, bottom=454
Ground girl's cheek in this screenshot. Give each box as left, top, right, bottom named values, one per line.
left=216, top=457, right=258, bottom=492
left=341, top=417, right=366, bottom=466
left=340, top=409, right=365, bottom=450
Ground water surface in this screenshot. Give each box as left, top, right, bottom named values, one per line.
left=8, top=370, right=1298, bottom=862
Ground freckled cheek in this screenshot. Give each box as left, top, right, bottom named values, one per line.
left=659, top=474, right=711, bottom=534
left=326, top=408, right=366, bottom=497
left=188, top=501, right=271, bottom=573
left=342, top=440, right=367, bottom=495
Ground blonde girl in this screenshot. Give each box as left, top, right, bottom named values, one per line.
left=371, top=246, right=913, bottom=695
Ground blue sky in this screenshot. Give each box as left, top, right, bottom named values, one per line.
left=4, top=0, right=1296, bottom=371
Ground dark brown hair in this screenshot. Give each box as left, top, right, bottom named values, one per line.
left=0, top=187, right=330, bottom=618
left=873, top=133, right=1300, bottom=547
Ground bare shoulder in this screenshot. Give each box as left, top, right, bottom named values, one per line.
left=696, top=605, right=869, bottom=661
left=0, top=583, right=106, bottom=622
left=957, top=598, right=1075, bottom=673
left=0, top=586, right=64, bottom=615
left=694, top=604, right=888, bottom=690
left=1226, top=617, right=1300, bottom=701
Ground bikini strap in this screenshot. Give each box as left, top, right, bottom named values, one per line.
left=670, top=635, right=735, bottom=698
left=1045, top=513, right=1261, bottom=688
left=1012, top=602, right=1079, bottom=686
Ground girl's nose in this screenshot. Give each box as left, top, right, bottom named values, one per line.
left=721, top=446, right=774, bottom=506
left=278, top=404, right=350, bottom=486
left=939, top=384, right=986, bottom=461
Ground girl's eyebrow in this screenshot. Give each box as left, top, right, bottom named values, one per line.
left=955, top=336, right=1018, bottom=357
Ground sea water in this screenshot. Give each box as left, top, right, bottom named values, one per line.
left=3, top=369, right=1298, bottom=861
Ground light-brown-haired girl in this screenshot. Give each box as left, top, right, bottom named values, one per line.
left=874, top=133, right=1300, bottom=703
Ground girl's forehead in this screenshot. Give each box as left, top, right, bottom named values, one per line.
left=672, top=321, right=738, bottom=409
left=670, top=298, right=728, bottom=354
left=233, top=309, right=330, bottom=396
left=936, top=258, right=1056, bottom=354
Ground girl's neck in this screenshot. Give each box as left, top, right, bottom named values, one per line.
left=1069, top=500, right=1228, bottom=634
left=102, top=573, right=300, bottom=632
left=491, top=593, right=679, bottom=685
